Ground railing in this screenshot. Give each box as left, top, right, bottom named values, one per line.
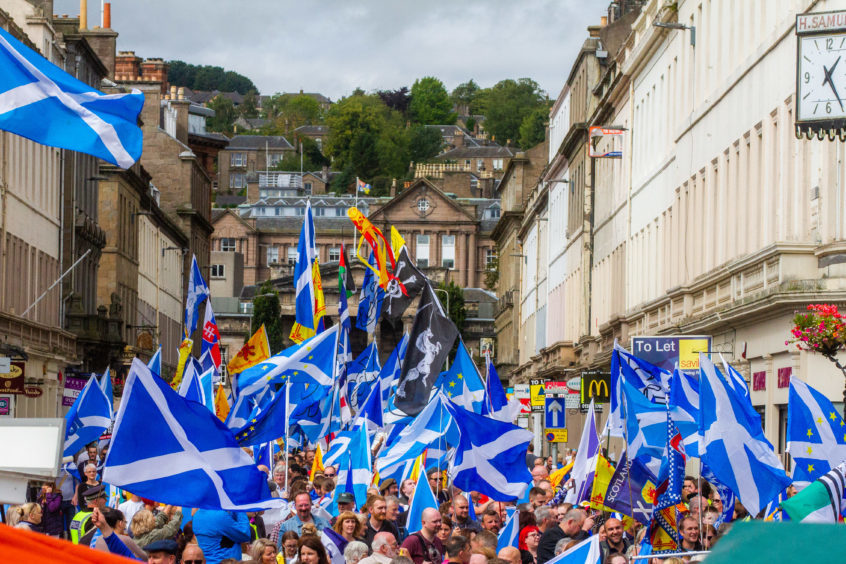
left=413, top=162, right=495, bottom=179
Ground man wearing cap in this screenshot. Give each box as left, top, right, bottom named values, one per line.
left=70, top=483, right=106, bottom=544
left=379, top=478, right=399, bottom=498
left=145, top=539, right=179, bottom=564
left=330, top=491, right=356, bottom=526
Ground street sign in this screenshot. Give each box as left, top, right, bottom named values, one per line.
left=630, top=335, right=711, bottom=373
left=545, top=397, right=566, bottom=429
left=515, top=384, right=532, bottom=414
left=564, top=377, right=581, bottom=408
left=0, top=357, right=10, bottom=373
left=545, top=429, right=568, bottom=443
left=530, top=378, right=546, bottom=413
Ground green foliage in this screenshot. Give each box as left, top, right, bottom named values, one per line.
left=451, top=79, right=480, bottom=112
left=330, top=166, right=356, bottom=195
left=464, top=116, right=477, bottom=133
left=408, top=125, right=444, bottom=163
left=271, top=136, right=330, bottom=172
left=168, top=60, right=256, bottom=94
left=436, top=281, right=466, bottom=334
left=239, top=90, right=259, bottom=119
left=518, top=105, right=549, bottom=149
left=474, top=78, right=549, bottom=147
left=251, top=281, right=285, bottom=354
left=264, top=94, right=323, bottom=135
left=207, top=95, right=237, bottom=134
left=484, top=253, right=499, bottom=291
left=409, top=77, right=456, bottom=125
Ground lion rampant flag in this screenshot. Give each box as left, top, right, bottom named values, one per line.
left=227, top=324, right=270, bottom=375
left=169, top=338, right=194, bottom=390
left=214, top=384, right=230, bottom=422
left=589, top=454, right=617, bottom=512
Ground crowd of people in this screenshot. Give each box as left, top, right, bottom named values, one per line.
left=3, top=442, right=771, bottom=564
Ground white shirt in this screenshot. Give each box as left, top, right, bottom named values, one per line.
left=118, top=499, right=145, bottom=528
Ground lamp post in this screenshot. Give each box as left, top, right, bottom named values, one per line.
left=433, top=286, right=450, bottom=370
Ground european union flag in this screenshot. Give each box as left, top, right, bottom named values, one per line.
left=0, top=26, right=143, bottom=168
left=787, top=377, right=846, bottom=483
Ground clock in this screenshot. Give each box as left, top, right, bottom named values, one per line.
left=796, top=11, right=846, bottom=138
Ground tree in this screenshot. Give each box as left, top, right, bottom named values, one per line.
left=207, top=95, right=237, bottom=134
left=409, top=77, right=456, bottom=125
left=518, top=105, right=549, bottom=149
left=167, top=60, right=256, bottom=94
left=474, top=78, right=549, bottom=146
left=378, top=87, right=411, bottom=115
left=407, top=125, right=444, bottom=163
left=272, top=136, right=330, bottom=172
left=436, top=280, right=466, bottom=335
left=264, top=94, right=323, bottom=135
left=239, top=90, right=259, bottom=119
left=451, top=79, right=480, bottom=114
left=251, top=281, right=285, bottom=354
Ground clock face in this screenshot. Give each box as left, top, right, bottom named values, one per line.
left=797, top=33, right=846, bottom=121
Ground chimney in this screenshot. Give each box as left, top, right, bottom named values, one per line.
left=600, top=15, right=608, bottom=26
left=171, top=89, right=191, bottom=144
left=139, top=58, right=170, bottom=94
left=115, top=51, right=141, bottom=81
left=454, top=129, right=464, bottom=148
left=390, top=178, right=397, bottom=197
left=103, top=2, right=111, bottom=28
left=321, top=165, right=329, bottom=182
left=80, top=0, right=87, bottom=29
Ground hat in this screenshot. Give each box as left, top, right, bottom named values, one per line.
left=82, top=484, right=106, bottom=501
left=379, top=478, right=397, bottom=495
left=144, top=539, right=179, bottom=554
left=337, top=492, right=355, bottom=504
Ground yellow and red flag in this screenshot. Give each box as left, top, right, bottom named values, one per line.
left=214, top=384, right=230, bottom=422
left=589, top=454, right=617, bottom=512
left=347, top=207, right=404, bottom=293
left=169, top=338, right=194, bottom=390
left=310, top=444, right=324, bottom=481
left=227, top=324, right=270, bottom=374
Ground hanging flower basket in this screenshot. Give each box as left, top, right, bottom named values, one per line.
left=787, top=304, right=846, bottom=357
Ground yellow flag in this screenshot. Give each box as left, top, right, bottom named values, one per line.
left=549, top=461, right=574, bottom=488
left=409, top=450, right=427, bottom=483
left=170, top=338, right=194, bottom=390
left=310, top=444, right=324, bottom=481
left=228, top=324, right=270, bottom=374
left=589, top=454, right=617, bottom=512
left=214, top=384, right=230, bottom=422
left=390, top=225, right=406, bottom=257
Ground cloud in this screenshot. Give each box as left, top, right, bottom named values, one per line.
left=52, top=0, right=602, bottom=100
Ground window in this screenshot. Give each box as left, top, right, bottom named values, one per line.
left=230, top=172, right=246, bottom=189
left=268, top=152, right=283, bottom=166
left=305, top=182, right=313, bottom=194
left=487, top=206, right=501, bottom=219
left=492, top=158, right=504, bottom=171
left=266, top=246, right=279, bottom=265
left=230, top=152, right=246, bottom=167
left=486, top=248, right=497, bottom=266
left=220, top=238, right=236, bottom=252
left=417, top=199, right=430, bottom=213
left=287, top=246, right=298, bottom=264
left=441, top=235, right=455, bottom=269
left=210, top=264, right=225, bottom=278
left=297, top=207, right=306, bottom=216
left=477, top=158, right=485, bottom=170
left=335, top=207, right=346, bottom=217
left=464, top=159, right=471, bottom=167
left=416, top=234, right=430, bottom=268
left=329, top=247, right=341, bottom=262
left=314, top=207, right=325, bottom=217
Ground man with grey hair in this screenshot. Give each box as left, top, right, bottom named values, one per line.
left=537, top=508, right=590, bottom=564
left=533, top=506, right=555, bottom=534
left=344, top=540, right=370, bottom=564
left=359, top=532, right=399, bottom=564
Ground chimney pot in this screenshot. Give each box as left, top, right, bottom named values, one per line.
left=103, top=3, right=111, bottom=28
left=177, top=87, right=185, bottom=100
left=601, top=15, right=608, bottom=26
left=80, top=0, right=88, bottom=29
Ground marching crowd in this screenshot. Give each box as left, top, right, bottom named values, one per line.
left=3, top=439, right=778, bottom=564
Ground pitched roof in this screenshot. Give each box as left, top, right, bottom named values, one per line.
left=215, top=194, right=247, bottom=207
left=294, top=125, right=329, bottom=135
left=227, top=135, right=294, bottom=150
left=435, top=144, right=515, bottom=159
left=369, top=178, right=477, bottom=223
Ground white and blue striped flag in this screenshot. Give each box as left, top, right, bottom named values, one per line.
left=64, top=374, right=112, bottom=456
left=0, top=26, right=143, bottom=168
left=405, top=465, right=439, bottom=535
left=184, top=255, right=210, bottom=338
left=98, top=368, right=113, bottom=418
left=496, top=507, right=520, bottom=551
left=377, top=395, right=458, bottom=473
left=546, top=535, right=601, bottom=564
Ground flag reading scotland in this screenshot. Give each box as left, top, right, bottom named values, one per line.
left=0, top=26, right=143, bottom=168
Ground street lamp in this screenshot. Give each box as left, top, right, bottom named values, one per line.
left=432, top=287, right=450, bottom=370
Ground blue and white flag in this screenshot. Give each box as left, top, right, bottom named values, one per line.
left=483, top=353, right=520, bottom=421
left=356, top=251, right=384, bottom=334
left=378, top=333, right=408, bottom=408
left=620, top=378, right=666, bottom=476
left=103, top=358, right=283, bottom=511
left=496, top=508, right=519, bottom=551
left=701, top=462, right=735, bottom=526
left=436, top=340, right=485, bottom=413
left=347, top=342, right=381, bottom=412
left=336, top=258, right=353, bottom=423
left=291, top=200, right=323, bottom=342
left=378, top=395, right=458, bottom=473
left=64, top=374, right=112, bottom=456
left=609, top=344, right=671, bottom=436
left=546, top=535, right=601, bottom=564
left=699, top=354, right=791, bottom=516
left=147, top=347, right=162, bottom=378
left=357, top=379, right=384, bottom=432
left=567, top=399, right=600, bottom=503
left=0, top=26, right=143, bottom=168
left=668, top=369, right=700, bottom=457
left=445, top=398, right=533, bottom=501
left=330, top=421, right=372, bottom=512
left=604, top=452, right=658, bottom=525
left=787, top=377, right=846, bottom=484
left=184, top=255, right=210, bottom=338
left=98, top=368, right=113, bottom=418
left=405, top=468, right=439, bottom=535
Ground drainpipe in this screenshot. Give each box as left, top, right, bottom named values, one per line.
left=0, top=132, right=7, bottom=312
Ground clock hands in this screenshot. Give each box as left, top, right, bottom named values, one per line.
left=822, top=56, right=844, bottom=111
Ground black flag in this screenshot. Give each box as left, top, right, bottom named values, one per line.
left=394, top=283, right=458, bottom=416
left=382, top=246, right=426, bottom=321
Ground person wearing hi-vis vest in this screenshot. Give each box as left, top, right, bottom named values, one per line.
left=69, top=483, right=106, bottom=544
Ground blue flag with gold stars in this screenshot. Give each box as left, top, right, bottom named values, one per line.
left=787, top=377, right=846, bottom=484
left=435, top=340, right=485, bottom=413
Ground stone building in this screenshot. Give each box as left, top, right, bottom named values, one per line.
left=218, top=135, right=295, bottom=196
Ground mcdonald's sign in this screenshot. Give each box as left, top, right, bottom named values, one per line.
left=581, top=371, right=610, bottom=405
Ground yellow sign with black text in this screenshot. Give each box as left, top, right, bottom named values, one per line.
left=545, top=429, right=568, bottom=443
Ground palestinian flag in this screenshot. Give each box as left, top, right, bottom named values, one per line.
left=780, top=462, right=845, bottom=522
left=339, top=244, right=356, bottom=297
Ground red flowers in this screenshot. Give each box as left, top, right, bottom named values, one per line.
left=787, top=304, right=846, bottom=356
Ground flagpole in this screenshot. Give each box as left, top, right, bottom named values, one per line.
left=619, top=392, right=637, bottom=527
left=284, top=379, right=291, bottom=496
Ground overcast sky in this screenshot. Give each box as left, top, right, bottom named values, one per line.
left=53, top=0, right=604, bottom=101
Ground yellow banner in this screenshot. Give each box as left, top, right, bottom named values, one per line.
left=170, top=338, right=194, bottom=390
left=390, top=225, right=406, bottom=257
left=214, top=384, right=230, bottom=422
left=228, top=325, right=270, bottom=374
left=310, top=444, right=324, bottom=481
left=549, top=461, right=574, bottom=488
left=589, top=454, right=616, bottom=512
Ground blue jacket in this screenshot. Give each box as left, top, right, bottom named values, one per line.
left=192, top=509, right=252, bottom=564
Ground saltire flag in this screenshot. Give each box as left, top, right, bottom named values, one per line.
left=378, top=395, right=458, bottom=473
left=701, top=462, right=735, bottom=527
left=177, top=358, right=206, bottom=405
left=97, top=368, right=113, bottom=417
left=645, top=403, right=686, bottom=554
left=668, top=368, right=701, bottom=457
left=603, top=452, right=658, bottom=524
left=567, top=400, right=600, bottom=504
left=378, top=333, right=408, bottom=408
left=699, top=353, right=791, bottom=517
left=435, top=340, right=485, bottom=413
left=227, top=324, right=271, bottom=376
left=394, top=283, right=458, bottom=416
left=291, top=200, right=325, bottom=343
left=200, top=299, right=222, bottom=373
left=780, top=462, right=846, bottom=522
left=347, top=206, right=402, bottom=292
left=405, top=466, right=439, bottom=534
left=214, top=384, right=230, bottom=422
left=339, top=243, right=356, bottom=296
left=147, top=346, right=162, bottom=378
left=786, top=377, right=846, bottom=484
left=184, top=255, right=210, bottom=338
left=545, top=535, right=601, bottom=564
left=0, top=25, right=143, bottom=168
left=347, top=342, right=381, bottom=412
left=357, top=379, right=384, bottom=432
left=328, top=421, right=372, bottom=512
left=483, top=353, right=520, bottom=421
left=356, top=178, right=371, bottom=194
left=64, top=374, right=112, bottom=456
left=445, top=397, right=533, bottom=501
left=103, top=358, right=283, bottom=510
left=382, top=245, right=426, bottom=322
left=290, top=381, right=339, bottom=447
left=721, top=353, right=751, bottom=398
left=497, top=506, right=520, bottom=551
left=619, top=376, right=666, bottom=476
left=356, top=251, right=385, bottom=334
left=609, top=344, right=671, bottom=436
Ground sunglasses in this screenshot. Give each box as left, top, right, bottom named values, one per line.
left=184, top=561, right=205, bottom=564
